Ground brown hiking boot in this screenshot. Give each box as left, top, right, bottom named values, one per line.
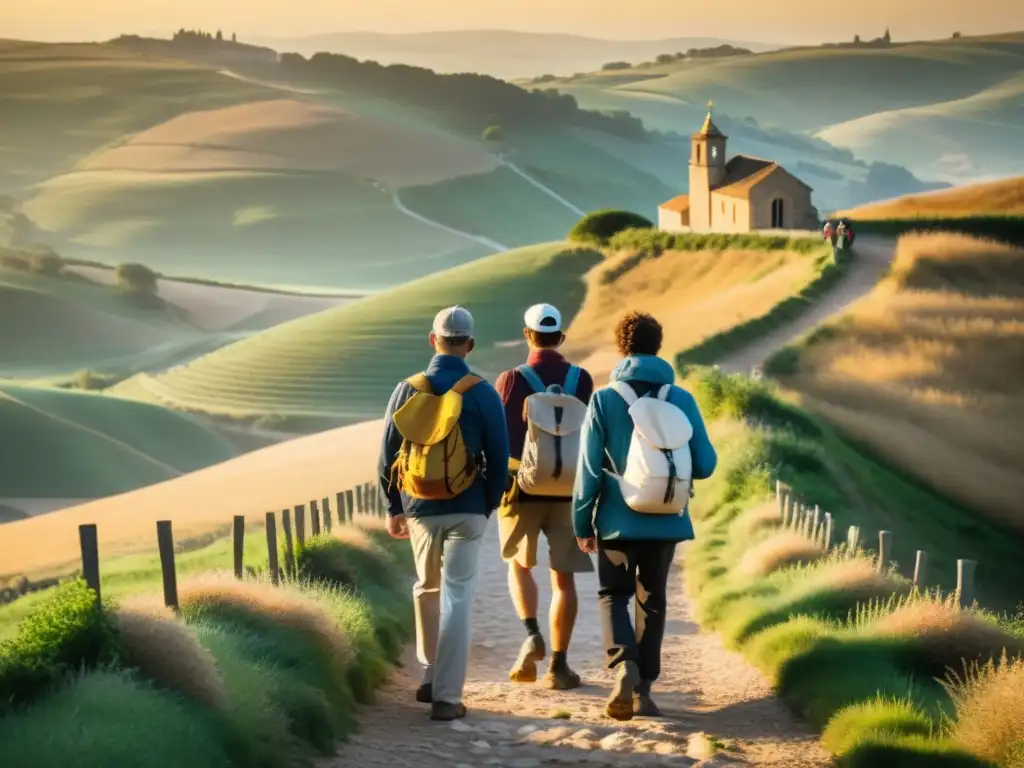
left=606, top=661, right=640, bottom=721
left=415, top=682, right=432, bottom=703
left=430, top=701, right=467, bottom=721
left=509, top=634, right=546, bottom=683
left=542, top=664, right=582, bottom=690
left=633, top=692, right=663, bottom=717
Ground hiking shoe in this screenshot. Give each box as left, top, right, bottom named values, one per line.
left=509, top=634, right=546, bottom=683
left=633, top=692, right=663, bottom=717
left=415, top=682, right=432, bottom=704
left=606, top=661, right=640, bottom=721
left=430, top=701, right=467, bottom=721
left=542, top=665, right=582, bottom=690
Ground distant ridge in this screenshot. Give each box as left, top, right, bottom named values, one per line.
left=251, top=29, right=783, bottom=79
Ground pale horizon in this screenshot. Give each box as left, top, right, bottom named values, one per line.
left=7, top=1, right=1023, bottom=46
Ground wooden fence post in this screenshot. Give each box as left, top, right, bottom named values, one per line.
left=777, top=489, right=786, bottom=525
left=823, top=512, right=833, bottom=550
left=345, top=489, right=355, bottom=522
left=810, top=505, right=821, bottom=542
left=282, top=508, right=295, bottom=576
left=310, top=499, right=321, bottom=536
left=233, top=515, right=245, bottom=578
left=957, top=559, right=977, bottom=608
left=877, top=530, right=892, bottom=573
left=156, top=520, right=179, bottom=612
left=913, top=550, right=928, bottom=589
left=294, top=504, right=306, bottom=545
left=321, top=497, right=332, bottom=533
left=847, top=525, right=860, bottom=552
left=78, top=523, right=101, bottom=603
left=265, top=512, right=280, bottom=585
left=356, top=485, right=364, bottom=515
left=335, top=492, right=345, bottom=526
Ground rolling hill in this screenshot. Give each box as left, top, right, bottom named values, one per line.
left=252, top=30, right=782, bottom=80
left=840, top=175, right=1024, bottom=218
left=111, top=242, right=603, bottom=422
left=0, top=382, right=237, bottom=499
left=529, top=33, right=1024, bottom=195
left=769, top=232, right=1024, bottom=535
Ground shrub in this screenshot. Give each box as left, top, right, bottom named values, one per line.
left=29, top=249, right=64, bottom=277
left=601, top=60, right=632, bottom=70
left=111, top=600, right=226, bottom=709
left=737, top=531, right=825, bottom=578
left=115, top=262, right=159, bottom=295
left=823, top=696, right=934, bottom=758
left=68, top=369, right=119, bottom=391
left=568, top=209, right=653, bottom=246
left=944, top=652, right=1024, bottom=766
left=0, top=579, right=120, bottom=715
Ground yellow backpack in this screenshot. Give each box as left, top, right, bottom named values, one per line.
left=390, top=372, right=483, bottom=500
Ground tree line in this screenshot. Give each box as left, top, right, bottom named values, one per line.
left=278, top=53, right=649, bottom=141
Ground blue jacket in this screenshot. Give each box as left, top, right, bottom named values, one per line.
left=379, top=354, right=510, bottom=519
left=572, top=354, right=717, bottom=541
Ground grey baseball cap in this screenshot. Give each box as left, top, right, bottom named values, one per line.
left=432, top=305, right=474, bottom=338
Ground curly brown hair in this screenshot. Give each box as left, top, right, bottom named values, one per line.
left=614, top=311, right=663, bottom=357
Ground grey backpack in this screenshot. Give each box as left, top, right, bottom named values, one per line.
left=515, top=365, right=587, bottom=497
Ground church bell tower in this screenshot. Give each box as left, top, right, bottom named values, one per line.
left=689, top=101, right=727, bottom=231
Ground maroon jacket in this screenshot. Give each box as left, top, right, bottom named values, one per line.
left=495, top=349, right=594, bottom=502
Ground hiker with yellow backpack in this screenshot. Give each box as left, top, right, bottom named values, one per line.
left=494, top=303, right=595, bottom=691
left=378, top=306, right=510, bottom=722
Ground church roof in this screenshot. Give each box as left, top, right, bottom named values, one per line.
left=713, top=154, right=813, bottom=199
left=692, top=102, right=726, bottom=139
left=658, top=194, right=690, bottom=214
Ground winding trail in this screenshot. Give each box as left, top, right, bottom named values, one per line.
left=717, top=236, right=897, bottom=374
left=392, top=190, right=509, bottom=252
left=500, top=155, right=587, bottom=217
left=323, top=520, right=830, bottom=768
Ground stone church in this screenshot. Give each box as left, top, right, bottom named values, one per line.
left=658, top=105, right=818, bottom=233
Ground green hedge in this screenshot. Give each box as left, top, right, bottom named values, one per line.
left=0, top=521, right=414, bottom=768
left=852, top=217, right=1024, bottom=247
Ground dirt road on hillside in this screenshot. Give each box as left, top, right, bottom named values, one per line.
left=717, top=236, right=896, bottom=375
left=323, top=518, right=830, bottom=768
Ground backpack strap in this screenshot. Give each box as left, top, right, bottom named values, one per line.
left=451, top=374, right=483, bottom=395
left=656, top=384, right=672, bottom=401
left=609, top=381, right=638, bottom=407
left=405, top=373, right=433, bottom=394
left=516, top=365, right=546, bottom=394
left=563, top=365, right=581, bottom=397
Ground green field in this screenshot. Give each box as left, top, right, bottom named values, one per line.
left=0, top=41, right=277, bottom=193
left=0, top=383, right=237, bottom=497
left=112, top=242, right=603, bottom=420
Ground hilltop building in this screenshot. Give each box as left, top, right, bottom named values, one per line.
left=658, top=104, right=818, bottom=233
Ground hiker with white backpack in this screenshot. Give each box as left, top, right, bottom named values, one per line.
left=573, top=311, right=717, bottom=721
left=494, top=303, right=596, bottom=691
left=378, top=305, right=510, bottom=722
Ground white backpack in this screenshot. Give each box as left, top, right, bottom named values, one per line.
left=515, top=365, right=587, bottom=497
left=607, top=381, right=693, bottom=515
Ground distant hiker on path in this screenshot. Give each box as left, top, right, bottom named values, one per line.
left=494, top=303, right=595, bottom=690
left=379, top=305, right=510, bottom=722
left=573, top=311, right=718, bottom=721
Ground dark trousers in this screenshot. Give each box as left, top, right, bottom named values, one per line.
left=597, top=539, right=676, bottom=693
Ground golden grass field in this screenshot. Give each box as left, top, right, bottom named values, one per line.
left=0, top=419, right=383, bottom=585
left=783, top=232, right=1024, bottom=532
left=841, top=176, right=1024, bottom=219
left=75, top=98, right=498, bottom=188
left=565, top=246, right=821, bottom=383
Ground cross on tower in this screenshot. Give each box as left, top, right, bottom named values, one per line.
left=707, top=99, right=713, bottom=112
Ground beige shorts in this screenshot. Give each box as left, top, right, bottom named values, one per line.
left=498, top=497, right=595, bottom=573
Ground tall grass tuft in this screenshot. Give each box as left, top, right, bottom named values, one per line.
left=736, top=530, right=824, bottom=578
left=944, top=652, right=1024, bottom=766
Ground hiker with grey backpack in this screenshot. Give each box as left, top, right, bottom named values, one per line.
left=573, top=311, right=718, bottom=721
left=494, top=303, right=596, bottom=691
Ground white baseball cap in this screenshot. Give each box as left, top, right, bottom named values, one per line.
left=524, top=303, right=562, bottom=333
left=432, top=305, right=474, bottom=338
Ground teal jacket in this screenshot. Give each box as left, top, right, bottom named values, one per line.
left=572, top=355, right=717, bottom=541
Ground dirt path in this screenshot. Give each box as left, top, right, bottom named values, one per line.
left=716, top=236, right=897, bottom=375
left=323, top=518, right=830, bottom=767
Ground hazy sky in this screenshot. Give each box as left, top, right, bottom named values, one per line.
left=8, top=1, right=1022, bottom=44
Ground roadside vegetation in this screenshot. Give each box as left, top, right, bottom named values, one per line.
left=0, top=518, right=412, bottom=767
left=684, top=367, right=1024, bottom=766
